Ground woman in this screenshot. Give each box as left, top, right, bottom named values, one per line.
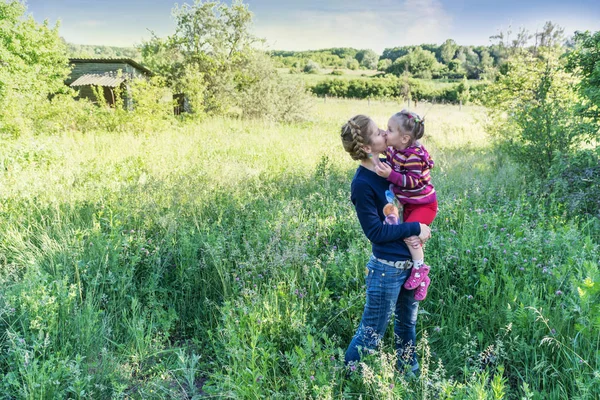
left=340, top=114, right=432, bottom=374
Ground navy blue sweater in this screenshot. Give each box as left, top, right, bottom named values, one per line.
left=351, top=165, right=421, bottom=261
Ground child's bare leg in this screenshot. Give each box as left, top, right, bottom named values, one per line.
left=408, top=242, right=424, bottom=266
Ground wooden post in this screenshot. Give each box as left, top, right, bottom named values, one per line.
left=324, top=94, right=327, bottom=103
left=368, top=98, right=370, bottom=107
left=459, top=100, right=462, bottom=111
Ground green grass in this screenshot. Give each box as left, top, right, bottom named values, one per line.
left=0, top=98, right=598, bottom=399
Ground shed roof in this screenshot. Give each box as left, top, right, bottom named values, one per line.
left=69, top=58, right=152, bottom=74
left=70, top=73, right=125, bottom=87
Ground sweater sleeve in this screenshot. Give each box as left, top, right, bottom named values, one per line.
left=351, top=180, right=421, bottom=244
left=387, top=169, right=428, bottom=190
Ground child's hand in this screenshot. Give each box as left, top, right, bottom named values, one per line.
left=375, top=162, right=392, bottom=178
left=404, top=236, right=422, bottom=249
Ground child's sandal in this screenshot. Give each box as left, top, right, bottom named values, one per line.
left=403, top=264, right=430, bottom=290
left=414, top=276, right=431, bottom=301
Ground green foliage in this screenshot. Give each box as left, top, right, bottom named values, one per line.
left=545, top=147, right=600, bottom=219
left=310, top=75, right=486, bottom=104
left=564, top=30, right=600, bottom=123
left=141, top=0, right=310, bottom=121
left=386, top=47, right=443, bottom=79
left=377, top=58, right=392, bottom=71
left=66, top=43, right=140, bottom=60
left=484, top=50, right=595, bottom=176
left=0, top=0, right=70, bottom=136
left=356, top=49, right=379, bottom=69
left=303, top=59, right=320, bottom=74
left=270, top=47, right=364, bottom=70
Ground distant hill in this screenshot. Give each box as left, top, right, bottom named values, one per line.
left=66, top=43, right=141, bottom=61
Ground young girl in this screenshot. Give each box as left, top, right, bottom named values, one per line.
left=375, top=110, right=437, bottom=301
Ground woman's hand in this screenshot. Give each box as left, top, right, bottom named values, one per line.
left=375, top=162, right=392, bottom=178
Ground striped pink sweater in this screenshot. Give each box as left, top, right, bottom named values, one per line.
left=386, top=144, right=437, bottom=205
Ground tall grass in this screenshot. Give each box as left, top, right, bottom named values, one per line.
left=0, top=98, right=598, bottom=398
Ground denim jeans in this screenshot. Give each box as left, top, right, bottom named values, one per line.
left=345, top=256, right=419, bottom=372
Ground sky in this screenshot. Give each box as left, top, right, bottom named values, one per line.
left=26, top=0, right=600, bottom=53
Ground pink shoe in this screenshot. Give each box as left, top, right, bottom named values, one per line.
left=403, top=264, right=430, bottom=290
left=414, top=276, right=431, bottom=301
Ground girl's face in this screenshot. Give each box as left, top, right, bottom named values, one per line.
left=386, top=117, right=412, bottom=150
left=364, top=120, right=388, bottom=154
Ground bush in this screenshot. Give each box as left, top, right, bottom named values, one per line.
left=546, top=147, right=600, bottom=219
left=303, top=60, right=320, bottom=74
left=483, top=50, right=595, bottom=177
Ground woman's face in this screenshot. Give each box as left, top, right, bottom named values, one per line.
left=365, top=120, right=388, bottom=154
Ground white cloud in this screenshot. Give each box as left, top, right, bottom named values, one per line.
left=252, top=0, right=453, bottom=53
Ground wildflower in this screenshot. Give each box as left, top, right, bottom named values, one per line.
left=450, top=229, right=456, bottom=235
left=467, top=295, right=473, bottom=300
left=330, top=356, right=335, bottom=361
left=333, top=245, right=337, bottom=250
left=389, top=383, right=395, bottom=389
left=519, top=267, right=525, bottom=271
left=555, top=290, right=563, bottom=296
left=350, top=364, right=357, bottom=372
left=235, top=277, right=240, bottom=281
left=434, top=326, right=441, bottom=333
left=551, top=328, right=557, bottom=335
left=542, top=268, right=549, bottom=274
left=466, top=249, right=471, bottom=254
left=310, top=375, right=315, bottom=381
left=483, top=258, right=488, bottom=263
left=256, top=375, right=262, bottom=383
left=130, top=230, right=135, bottom=234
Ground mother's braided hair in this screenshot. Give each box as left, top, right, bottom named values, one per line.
left=340, top=115, right=373, bottom=161
left=392, top=109, right=425, bottom=142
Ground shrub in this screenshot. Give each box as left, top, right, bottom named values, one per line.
left=546, top=147, right=600, bottom=219
left=484, top=50, right=595, bottom=177
left=303, top=60, right=320, bottom=74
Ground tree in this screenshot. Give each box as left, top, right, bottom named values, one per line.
left=564, top=30, right=600, bottom=124
left=356, top=49, right=379, bottom=70
left=386, top=47, right=442, bottom=79
left=0, top=0, right=70, bottom=135
left=141, top=0, right=309, bottom=120
left=377, top=58, right=392, bottom=71
left=484, top=50, right=593, bottom=176
left=535, top=21, right=565, bottom=49
left=462, top=47, right=481, bottom=78
left=440, top=39, right=458, bottom=63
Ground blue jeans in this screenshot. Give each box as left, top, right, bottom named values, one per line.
left=345, top=256, right=419, bottom=372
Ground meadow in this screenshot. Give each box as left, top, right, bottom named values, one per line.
left=0, top=98, right=598, bottom=399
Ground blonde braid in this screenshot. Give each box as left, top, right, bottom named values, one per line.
left=341, top=115, right=372, bottom=161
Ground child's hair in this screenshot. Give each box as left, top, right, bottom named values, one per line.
left=340, top=114, right=374, bottom=160
left=390, top=109, right=425, bottom=144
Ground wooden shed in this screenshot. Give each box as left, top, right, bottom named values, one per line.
left=66, top=58, right=152, bottom=107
